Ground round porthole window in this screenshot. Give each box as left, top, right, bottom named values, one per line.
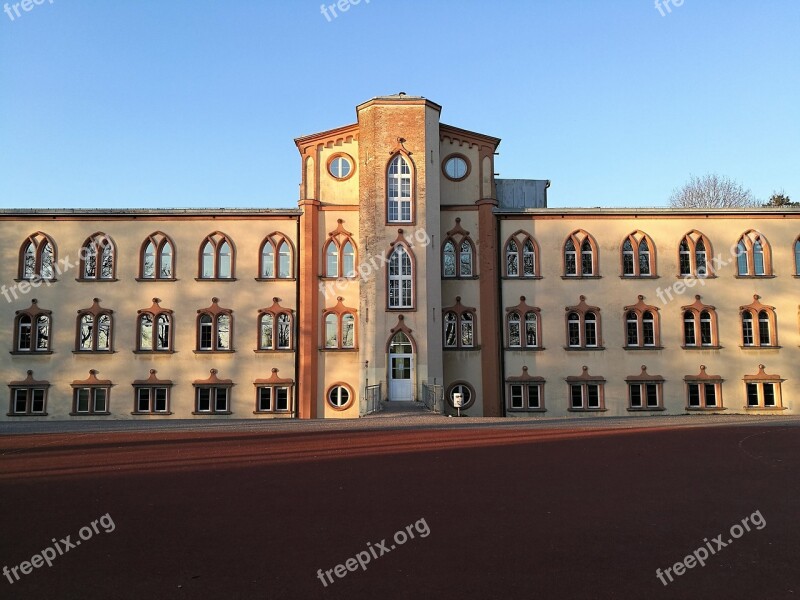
left=328, top=155, right=353, bottom=180
left=327, top=384, right=353, bottom=409
left=443, top=155, right=469, bottom=181
left=446, top=382, right=475, bottom=409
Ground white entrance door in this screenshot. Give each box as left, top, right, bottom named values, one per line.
left=388, top=332, right=413, bottom=401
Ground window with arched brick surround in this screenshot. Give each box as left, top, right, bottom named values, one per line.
left=739, top=295, right=778, bottom=347
left=735, top=230, right=773, bottom=277
left=681, top=295, right=719, bottom=348
left=623, top=295, right=661, bottom=349
left=504, top=230, right=540, bottom=278
left=678, top=230, right=714, bottom=278
left=442, top=218, right=476, bottom=279
left=19, top=232, right=57, bottom=281
left=620, top=231, right=656, bottom=277
left=564, top=296, right=603, bottom=350
left=563, top=230, right=599, bottom=278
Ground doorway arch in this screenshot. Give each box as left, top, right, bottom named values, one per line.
left=388, top=331, right=414, bottom=401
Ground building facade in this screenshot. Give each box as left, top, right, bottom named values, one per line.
left=2, top=94, right=798, bottom=420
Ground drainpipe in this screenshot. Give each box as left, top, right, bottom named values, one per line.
left=294, top=213, right=301, bottom=419
left=497, top=212, right=507, bottom=418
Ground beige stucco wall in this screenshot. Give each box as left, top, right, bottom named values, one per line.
left=497, top=212, right=800, bottom=418
left=0, top=214, right=299, bottom=420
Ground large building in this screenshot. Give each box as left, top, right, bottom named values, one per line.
left=2, top=94, right=798, bottom=420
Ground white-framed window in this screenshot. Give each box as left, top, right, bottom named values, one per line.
left=508, top=383, right=543, bottom=410
left=569, top=383, right=603, bottom=410
left=327, top=385, right=352, bottom=409
left=256, top=385, right=292, bottom=412
left=387, top=155, right=412, bottom=222
left=444, top=311, right=474, bottom=349
left=388, top=245, right=413, bottom=308
left=195, top=386, right=229, bottom=413
left=628, top=382, right=661, bottom=409
left=135, top=386, right=170, bottom=414
left=197, top=312, right=232, bottom=351
left=10, top=387, right=48, bottom=415
left=687, top=382, right=721, bottom=408
left=73, top=387, right=109, bottom=414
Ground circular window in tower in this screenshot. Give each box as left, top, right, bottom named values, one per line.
left=443, top=154, right=470, bottom=181
left=446, top=381, right=476, bottom=409
left=328, top=154, right=355, bottom=180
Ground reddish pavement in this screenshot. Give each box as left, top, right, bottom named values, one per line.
left=1, top=423, right=798, bottom=599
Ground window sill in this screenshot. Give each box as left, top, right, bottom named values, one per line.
left=677, top=275, right=716, bottom=280
left=619, top=275, right=659, bottom=280
left=564, top=346, right=605, bottom=351
left=133, top=350, right=175, bottom=354
left=319, top=348, right=359, bottom=352
left=743, top=406, right=787, bottom=411
left=254, top=349, right=295, bottom=353
left=253, top=410, right=294, bottom=415
left=319, top=276, right=358, bottom=281
left=69, top=412, right=111, bottom=416
left=735, top=275, right=775, bottom=279
left=10, top=350, right=53, bottom=355
left=561, top=275, right=601, bottom=280
left=75, top=278, right=118, bottom=282
left=623, top=346, right=664, bottom=351
left=6, top=412, right=49, bottom=417
left=14, top=278, right=58, bottom=283
left=443, top=346, right=481, bottom=351
left=507, top=408, right=547, bottom=413
left=195, top=277, right=237, bottom=282
left=568, top=408, right=608, bottom=412
left=504, top=346, right=545, bottom=352
left=627, top=407, right=666, bottom=412
left=131, top=411, right=174, bottom=416
left=255, top=277, right=296, bottom=282
left=386, top=307, right=417, bottom=312
left=135, top=277, right=178, bottom=282
left=739, top=345, right=781, bottom=350
left=192, top=411, right=232, bottom=416
left=501, top=275, right=542, bottom=280
left=685, top=407, right=727, bottom=412
left=72, top=350, right=116, bottom=354
left=681, top=345, right=722, bottom=350
left=193, top=350, right=235, bottom=354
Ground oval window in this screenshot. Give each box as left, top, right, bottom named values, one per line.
left=444, top=156, right=468, bottom=180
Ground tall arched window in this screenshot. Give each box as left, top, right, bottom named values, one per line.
left=387, top=154, right=413, bottom=223
left=257, top=298, right=293, bottom=351
left=565, top=296, right=603, bottom=349
left=564, top=230, right=598, bottom=277
left=76, top=298, right=113, bottom=352
left=13, top=300, right=51, bottom=353
left=140, top=232, right=175, bottom=280
left=136, top=299, right=173, bottom=352
left=504, top=230, right=539, bottom=278
left=621, top=231, right=655, bottom=277
left=734, top=230, right=772, bottom=276
left=623, top=296, right=661, bottom=348
left=259, top=233, right=294, bottom=279
left=19, top=232, right=56, bottom=280
left=678, top=230, right=713, bottom=278
left=199, top=232, right=235, bottom=279
left=388, top=244, right=413, bottom=309
left=322, top=221, right=357, bottom=278
left=80, top=233, right=115, bottom=280
left=322, top=298, right=357, bottom=350
left=794, top=238, right=800, bottom=275
left=681, top=295, right=718, bottom=348
left=442, top=218, right=476, bottom=279
left=196, top=298, right=233, bottom=351
left=505, top=297, right=542, bottom=349
left=740, top=295, right=777, bottom=347
left=443, top=297, right=476, bottom=349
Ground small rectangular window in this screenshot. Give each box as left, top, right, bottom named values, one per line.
left=570, top=385, right=583, bottom=409
left=746, top=383, right=759, bottom=407
left=645, top=383, right=659, bottom=408
left=137, top=388, right=151, bottom=412
left=587, top=384, right=600, bottom=408
left=197, top=388, right=211, bottom=412
left=258, top=387, right=272, bottom=412
left=688, top=384, right=700, bottom=407
left=276, top=387, right=289, bottom=411
left=510, top=384, right=523, bottom=409
left=629, top=384, right=642, bottom=408
left=704, top=384, right=717, bottom=407
left=527, top=385, right=541, bottom=409
left=763, top=383, right=776, bottom=407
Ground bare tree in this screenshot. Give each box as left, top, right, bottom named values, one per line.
left=669, top=174, right=758, bottom=208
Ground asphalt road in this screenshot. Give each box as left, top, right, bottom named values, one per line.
left=1, top=418, right=798, bottom=599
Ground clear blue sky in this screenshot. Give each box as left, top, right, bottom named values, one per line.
left=1, top=0, right=798, bottom=209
